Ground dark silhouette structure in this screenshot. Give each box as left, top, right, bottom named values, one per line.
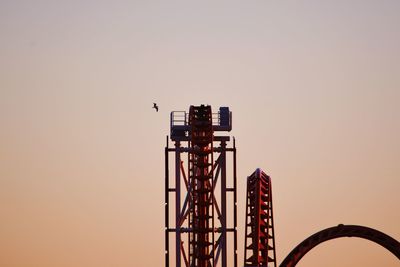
left=164, top=105, right=400, bottom=267
left=165, top=105, right=236, bottom=267
left=244, top=169, right=277, bottom=267
left=280, top=224, right=400, bottom=267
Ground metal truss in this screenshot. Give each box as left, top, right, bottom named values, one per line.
left=165, top=105, right=237, bottom=267
left=280, top=224, right=400, bottom=267
left=244, top=169, right=277, bottom=267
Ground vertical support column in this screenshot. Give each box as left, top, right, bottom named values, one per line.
left=175, top=141, right=181, bottom=267
left=165, top=136, right=169, bottom=267
left=233, top=137, right=238, bottom=267
left=254, top=169, right=262, bottom=261
left=270, top=179, right=277, bottom=266
left=244, top=169, right=277, bottom=266
left=187, top=144, right=192, bottom=265
left=189, top=105, right=214, bottom=267
left=243, top=178, right=249, bottom=267
left=220, top=141, right=227, bottom=267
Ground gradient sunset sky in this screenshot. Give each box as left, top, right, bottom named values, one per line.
left=1, top=1, right=399, bottom=266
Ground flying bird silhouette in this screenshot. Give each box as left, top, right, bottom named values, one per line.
left=153, top=103, right=159, bottom=112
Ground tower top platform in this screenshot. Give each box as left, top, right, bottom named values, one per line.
left=170, top=106, right=232, bottom=142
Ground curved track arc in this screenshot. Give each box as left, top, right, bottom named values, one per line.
left=280, top=224, right=400, bottom=267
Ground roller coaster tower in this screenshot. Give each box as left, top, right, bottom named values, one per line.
left=165, top=105, right=237, bottom=267
left=164, top=105, right=400, bottom=267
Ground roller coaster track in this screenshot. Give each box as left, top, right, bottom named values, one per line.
left=280, top=224, right=400, bottom=267
left=188, top=105, right=214, bottom=267
left=165, top=105, right=400, bottom=267
left=244, top=169, right=277, bottom=267
left=243, top=169, right=400, bottom=267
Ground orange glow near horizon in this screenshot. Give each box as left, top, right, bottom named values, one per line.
left=1, top=1, right=399, bottom=266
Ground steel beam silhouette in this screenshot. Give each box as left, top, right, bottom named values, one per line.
left=280, top=224, right=400, bottom=267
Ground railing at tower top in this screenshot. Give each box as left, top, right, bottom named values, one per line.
left=170, top=107, right=232, bottom=141
left=170, top=111, right=226, bottom=126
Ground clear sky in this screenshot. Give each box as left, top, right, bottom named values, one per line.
left=1, top=1, right=399, bottom=266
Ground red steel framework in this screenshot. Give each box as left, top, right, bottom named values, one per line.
left=164, top=105, right=400, bottom=267
left=165, top=105, right=237, bottom=267
left=244, top=169, right=277, bottom=267
left=280, top=224, right=400, bottom=267
left=189, top=105, right=214, bottom=266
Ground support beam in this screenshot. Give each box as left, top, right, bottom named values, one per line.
left=175, top=141, right=181, bottom=267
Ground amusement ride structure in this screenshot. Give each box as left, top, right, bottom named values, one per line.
left=164, top=105, right=400, bottom=267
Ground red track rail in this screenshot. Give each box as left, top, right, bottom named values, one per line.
left=189, top=105, right=214, bottom=267
left=165, top=105, right=399, bottom=267
left=280, top=224, right=400, bottom=267
left=244, top=169, right=277, bottom=267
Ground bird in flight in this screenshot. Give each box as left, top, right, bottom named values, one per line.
left=153, top=103, right=159, bottom=112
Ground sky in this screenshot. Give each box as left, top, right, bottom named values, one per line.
left=1, top=1, right=399, bottom=266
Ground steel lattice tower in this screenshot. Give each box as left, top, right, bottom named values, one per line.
left=164, top=105, right=400, bottom=267
left=165, top=105, right=237, bottom=267
left=244, top=168, right=277, bottom=267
